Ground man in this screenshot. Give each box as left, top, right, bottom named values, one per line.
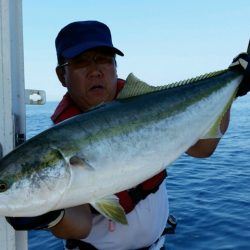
left=6, top=21, right=250, bottom=249
left=48, top=20, right=231, bottom=249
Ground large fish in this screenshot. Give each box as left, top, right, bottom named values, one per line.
left=0, top=57, right=248, bottom=224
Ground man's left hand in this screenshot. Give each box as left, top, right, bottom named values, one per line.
left=229, top=52, right=250, bottom=97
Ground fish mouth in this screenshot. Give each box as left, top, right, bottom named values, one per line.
left=0, top=149, right=72, bottom=217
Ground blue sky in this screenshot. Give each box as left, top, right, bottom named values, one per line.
left=23, top=0, right=250, bottom=101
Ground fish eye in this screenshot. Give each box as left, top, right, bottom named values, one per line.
left=0, top=181, right=8, bottom=192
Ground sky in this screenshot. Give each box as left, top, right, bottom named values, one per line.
left=22, top=0, right=250, bottom=101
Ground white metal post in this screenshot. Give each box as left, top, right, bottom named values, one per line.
left=0, top=0, right=27, bottom=249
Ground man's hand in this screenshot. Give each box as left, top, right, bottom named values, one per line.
left=229, top=52, right=250, bottom=97
left=5, top=209, right=64, bottom=231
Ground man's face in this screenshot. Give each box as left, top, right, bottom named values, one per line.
left=61, top=48, right=118, bottom=111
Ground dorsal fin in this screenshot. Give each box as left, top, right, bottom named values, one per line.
left=117, top=70, right=227, bottom=100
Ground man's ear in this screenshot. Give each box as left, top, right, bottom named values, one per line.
left=56, top=66, right=67, bottom=87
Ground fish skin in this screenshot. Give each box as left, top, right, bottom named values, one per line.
left=0, top=68, right=244, bottom=223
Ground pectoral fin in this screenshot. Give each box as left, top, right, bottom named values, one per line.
left=91, top=195, right=128, bottom=225
left=69, top=156, right=94, bottom=170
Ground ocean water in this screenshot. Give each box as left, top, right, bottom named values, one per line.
left=26, top=95, right=250, bottom=250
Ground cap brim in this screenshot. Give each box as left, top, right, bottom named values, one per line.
left=62, top=42, right=124, bottom=58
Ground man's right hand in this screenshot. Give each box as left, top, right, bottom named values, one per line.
left=5, top=209, right=65, bottom=231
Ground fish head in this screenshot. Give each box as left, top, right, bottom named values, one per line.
left=0, top=145, right=70, bottom=217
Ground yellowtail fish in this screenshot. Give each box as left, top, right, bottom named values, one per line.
left=0, top=54, right=248, bottom=224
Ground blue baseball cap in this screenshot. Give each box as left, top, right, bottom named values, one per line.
left=55, top=20, right=124, bottom=61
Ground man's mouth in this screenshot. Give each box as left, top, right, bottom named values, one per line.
left=90, top=85, right=104, bottom=90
